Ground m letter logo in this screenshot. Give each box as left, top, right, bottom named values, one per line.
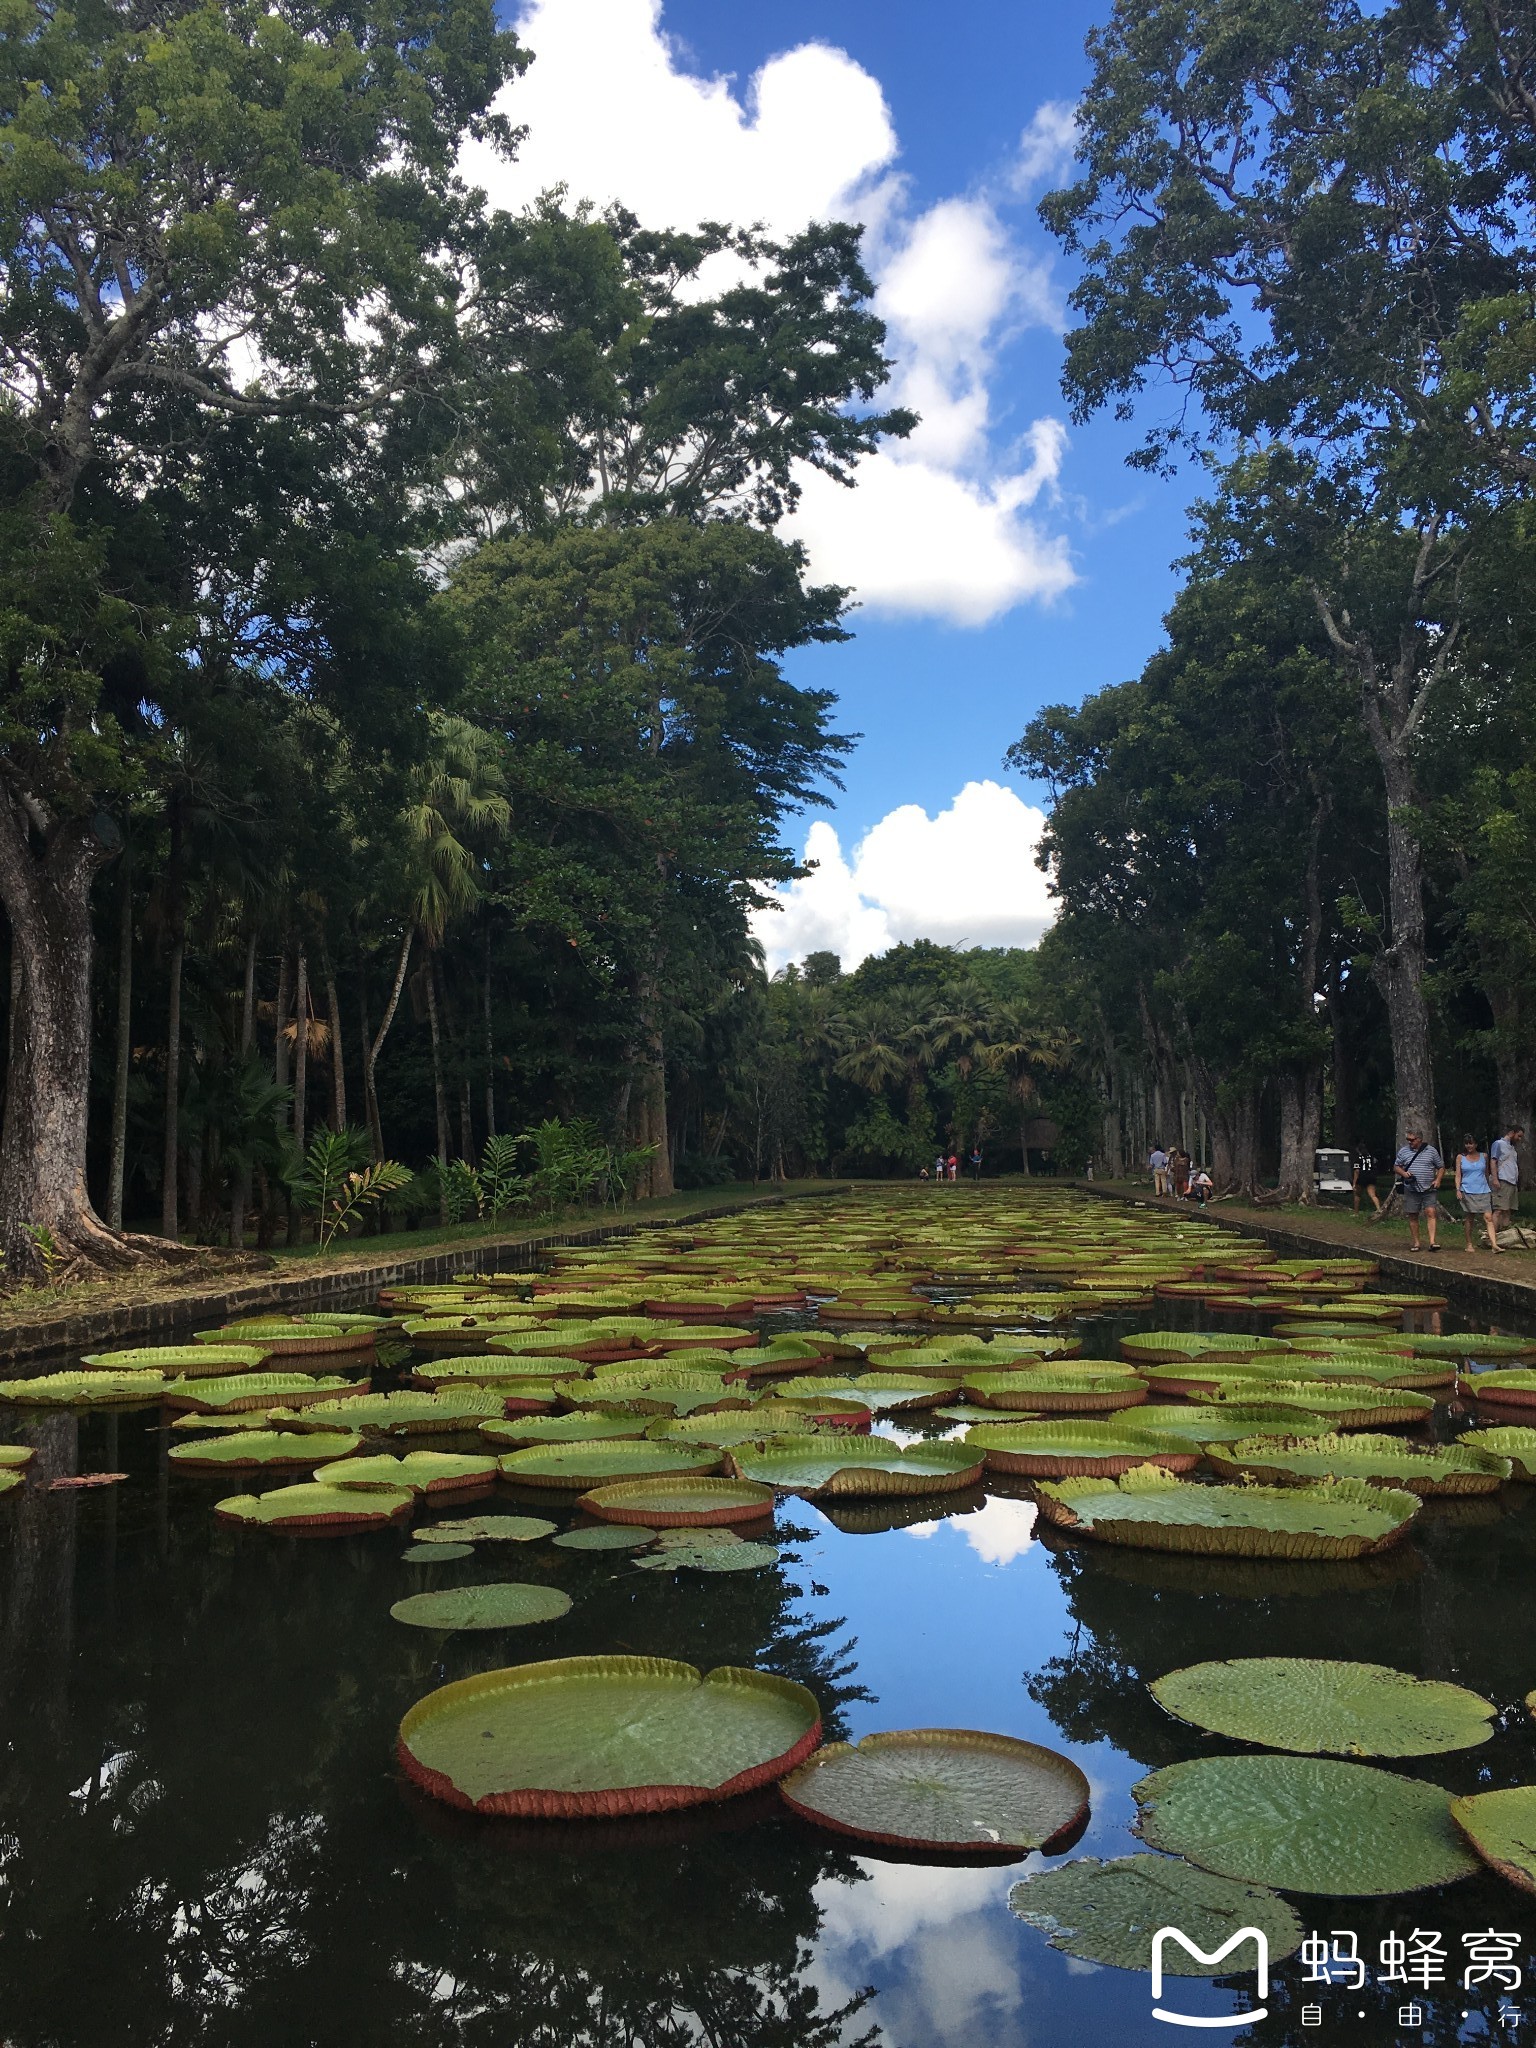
left=1152, top=1926, right=1269, bottom=2028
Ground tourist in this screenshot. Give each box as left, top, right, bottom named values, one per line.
left=1190, top=1164, right=1213, bottom=1205
left=969, top=1146, right=983, bottom=1181
left=1490, top=1124, right=1524, bottom=1250
left=934, top=1153, right=945, bottom=1186
left=1454, top=1136, right=1498, bottom=1253
left=1352, top=1149, right=1382, bottom=1219
left=1392, top=1129, right=1443, bottom=1252
left=946, top=1152, right=958, bottom=1182
left=1171, top=1149, right=1191, bottom=1199
left=1149, top=1142, right=1169, bottom=1195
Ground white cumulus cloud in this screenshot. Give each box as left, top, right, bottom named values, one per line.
left=465, top=0, right=1076, bottom=628
left=753, top=779, right=1054, bottom=973
left=1014, top=98, right=1080, bottom=190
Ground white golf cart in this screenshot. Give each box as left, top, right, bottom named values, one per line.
left=1313, top=1147, right=1354, bottom=1199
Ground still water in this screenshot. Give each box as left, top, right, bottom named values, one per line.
left=2, top=1249, right=1535, bottom=2047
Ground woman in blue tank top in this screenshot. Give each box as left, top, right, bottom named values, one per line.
left=1455, top=1136, right=1496, bottom=1252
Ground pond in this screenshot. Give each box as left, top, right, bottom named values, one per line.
left=1, top=1191, right=1534, bottom=2048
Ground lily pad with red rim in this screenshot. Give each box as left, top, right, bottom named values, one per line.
left=215, top=1482, right=412, bottom=1531
left=576, top=1474, right=776, bottom=1528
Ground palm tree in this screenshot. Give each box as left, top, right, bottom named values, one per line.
left=982, top=1007, right=1076, bottom=1175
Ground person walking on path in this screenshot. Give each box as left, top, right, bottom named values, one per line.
left=969, top=1146, right=983, bottom=1181
left=1490, top=1125, right=1524, bottom=1249
left=1393, top=1130, right=1444, bottom=1252
left=1454, top=1137, right=1498, bottom=1253
left=1352, top=1150, right=1383, bottom=1219
left=1149, top=1143, right=1169, bottom=1196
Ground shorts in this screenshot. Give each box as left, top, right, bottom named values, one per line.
left=1461, top=1190, right=1492, bottom=1214
left=1494, top=1183, right=1520, bottom=1212
left=1401, top=1188, right=1437, bottom=1215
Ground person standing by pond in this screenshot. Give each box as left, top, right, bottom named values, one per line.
left=1490, top=1124, right=1524, bottom=1249
left=1352, top=1150, right=1382, bottom=1219
left=1455, top=1136, right=1498, bottom=1253
left=1149, top=1143, right=1169, bottom=1195
left=1393, top=1130, right=1443, bottom=1252
left=969, top=1145, right=983, bottom=1181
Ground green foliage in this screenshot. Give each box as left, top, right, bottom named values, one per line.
left=295, top=1131, right=411, bottom=1250
left=474, top=1136, right=526, bottom=1224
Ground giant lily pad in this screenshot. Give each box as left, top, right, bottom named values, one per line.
left=1008, top=1855, right=1305, bottom=1973
left=963, top=1420, right=1201, bottom=1477
left=402, top=1542, right=474, bottom=1562
left=1207, top=1433, right=1509, bottom=1496
left=1205, top=1381, right=1435, bottom=1429
left=396, top=1655, right=821, bottom=1816
left=0, top=1369, right=166, bottom=1407
left=168, top=1430, right=363, bottom=1471
left=773, top=1373, right=950, bottom=1416
left=551, top=1525, right=656, bottom=1551
left=732, top=1433, right=984, bottom=1498
left=210, top=1321, right=375, bottom=1355
left=0, top=1470, right=21, bottom=1496
left=778, top=1728, right=1088, bottom=1855
left=1129, top=1405, right=1346, bottom=1445
left=497, top=1441, right=720, bottom=1490
left=79, top=1344, right=266, bottom=1374
left=415, top=1514, right=556, bottom=1543
left=962, top=1371, right=1149, bottom=1414
left=1458, top=1426, right=1536, bottom=1480
left=390, top=1582, right=572, bottom=1631
left=1120, top=1333, right=1283, bottom=1366
left=1150, top=1658, right=1496, bottom=1757
left=215, top=1482, right=412, bottom=1530
left=1450, top=1787, right=1536, bottom=1895
left=1133, top=1755, right=1480, bottom=1895
left=557, top=1370, right=748, bottom=1417
left=634, top=1536, right=780, bottom=1572
left=0, top=1444, right=35, bottom=1469
left=577, top=1475, right=775, bottom=1528
left=480, top=1411, right=652, bottom=1448
left=1034, top=1468, right=1420, bottom=1558
left=164, top=1372, right=356, bottom=1414
left=297, top=1389, right=505, bottom=1433
left=314, top=1451, right=498, bottom=1494
left=1467, top=1370, right=1536, bottom=1408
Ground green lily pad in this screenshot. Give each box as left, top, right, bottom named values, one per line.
left=963, top=1370, right=1149, bottom=1414
left=402, top=1541, right=475, bottom=1562
left=557, top=1371, right=748, bottom=1417
left=165, top=1372, right=354, bottom=1413
left=1205, top=1380, right=1435, bottom=1428
left=215, top=1482, right=412, bottom=1530
left=577, top=1475, right=775, bottom=1527
left=1133, top=1754, right=1481, bottom=1894
left=0, top=1444, right=34, bottom=1468
left=389, top=1583, right=573, bottom=1631
left=0, top=1470, right=21, bottom=1496
left=0, top=1369, right=166, bottom=1406
left=732, top=1433, right=984, bottom=1498
left=963, top=1419, right=1202, bottom=1477
left=1008, top=1855, right=1303, bottom=1973
left=779, top=1728, right=1088, bottom=1854
left=1450, top=1786, right=1536, bottom=1895
left=1034, top=1468, right=1420, bottom=1559
left=1458, top=1426, right=1536, bottom=1480
left=168, top=1430, right=363, bottom=1471
left=1129, top=1406, right=1345, bottom=1445
left=396, top=1655, right=822, bottom=1815
left=314, top=1451, right=498, bottom=1493
left=1150, top=1658, right=1497, bottom=1757
left=633, top=1538, right=781, bottom=1572
left=79, top=1344, right=267, bottom=1374
left=415, top=1515, right=556, bottom=1543
left=300, top=1389, right=506, bottom=1433
left=497, top=1441, right=721, bottom=1489
left=1468, top=1370, right=1536, bottom=1406
left=479, top=1411, right=651, bottom=1448
left=1207, top=1433, right=1510, bottom=1496
left=551, top=1525, right=656, bottom=1551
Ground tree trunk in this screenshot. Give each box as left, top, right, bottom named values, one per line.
left=229, top=928, right=257, bottom=1248
left=270, top=943, right=292, bottom=1247
left=323, top=946, right=346, bottom=1133
left=424, top=954, right=451, bottom=1221
left=364, top=927, right=412, bottom=1163
left=482, top=938, right=496, bottom=1140
left=459, top=1077, right=473, bottom=1163
left=0, top=797, right=171, bottom=1277
left=107, top=845, right=133, bottom=1231
left=286, top=946, right=308, bottom=1246
left=161, top=929, right=184, bottom=1240
left=358, top=968, right=382, bottom=1164
left=1276, top=1073, right=1308, bottom=1203
left=627, top=971, right=674, bottom=1200
left=1019, top=1120, right=1031, bottom=1176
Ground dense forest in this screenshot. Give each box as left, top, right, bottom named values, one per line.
left=5, top=0, right=1536, bottom=1278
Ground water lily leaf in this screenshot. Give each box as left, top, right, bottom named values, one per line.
left=396, top=1655, right=821, bottom=1816
left=79, top=1344, right=266, bottom=1374
left=1129, top=1406, right=1346, bottom=1445
left=0, top=1369, right=167, bottom=1406
left=211, top=1321, right=375, bottom=1354
left=0, top=1470, right=21, bottom=1495
left=962, top=1370, right=1149, bottom=1414
left=215, top=1482, right=412, bottom=1530
left=558, top=1370, right=748, bottom=1416
left=480, top=1410, right=651, bottom=1449
left=1207, top=1434, right=1510, bottom=1497
left=1151, top=1658, right=1496, bottom=1757
left=732, top=1433, right=984, bottom=1499
left=315, top=1451, right=498, bottom=1494
left=1458, top=1426, right=1536, bottom=1480
left=497, top=1441, right=720, bottom=1489
left=963, top=1420, right=1202, bottom=1477
left=1034, top=1469, right=1420, bottom=1559
left=1120, top=1333, right=1280, bottom=1364
left=168, top=1430, right=363, bottom=1471
left=633, top=1538, right=780, bottom=1572
left=1205, top=1381, right=1435, bottom=1428
left=1468, top=1371, right=1536, bottom=1407
left=0, top=1444, right=34, bottom=1468
left=1450, top=1786, right=1536, bottom=1895
left=390, top=1583, right=573, bottom=1631
left=779, top=1728, right=1088, bottom=1854
left=577, top=1475, right=775, bottom=1528
left=299, top=1389, right=505, bottom=1433
left=1133, top=1755, right=1480, bottom=1894
left=402, top=1541, right=475, bottom=1562
left=1008, top=1856, right=1304, bottom=1973
left=165, top=1372, right=356, bottom=1413
left=416, top=1515, right=556, bottom=1543
left=551, top=1525, right=656, bottom=1551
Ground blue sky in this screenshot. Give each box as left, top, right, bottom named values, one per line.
left=477, top=0, right=1199, bottom=964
